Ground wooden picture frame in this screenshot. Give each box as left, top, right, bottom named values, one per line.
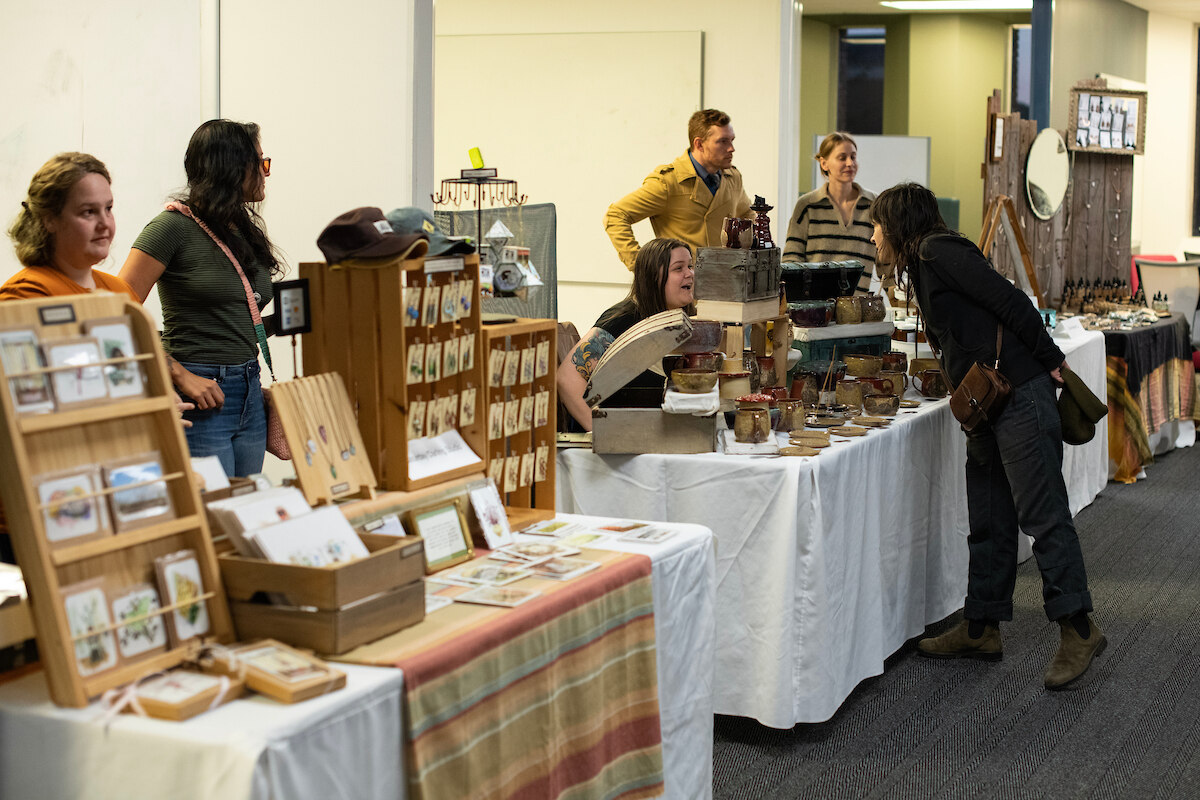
left=131, top=669, right=245, bottom=721
left=103, top=452, right=175, bottom=532
left=154, top=549, right=211, bottom=647
left=223, top=639, right=346, bottom=703
left=0, top=325, right=54, bottom=415
left=43, top=336, right=108, bottom=408
left=82, top=316, right=146, bottom=400
left=1067, top=87, right=1146, bottom=155
left=34, top=466, right=112, bottom=547
left=406, top=496, right=474, bottom=573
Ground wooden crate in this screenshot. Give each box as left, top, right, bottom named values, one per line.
left=0, top=295, right=234, bottom=707
left=694, top=246, right=782, bottom=302
left=300, top=255, right=486, bottom=491
left=480, top=318, right=557, bottom=512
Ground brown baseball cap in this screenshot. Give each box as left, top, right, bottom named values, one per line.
left=317, top=206, right=430, bottom=265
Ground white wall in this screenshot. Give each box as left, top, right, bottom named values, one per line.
left=1139, top=13, right=1198, bottom=255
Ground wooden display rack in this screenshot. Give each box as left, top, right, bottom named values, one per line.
left=300, top=254, right=486, bottom=491
left=480, top=317, right=556, bottom=514
left=979, top=194, right=1046, bottom=307
left=0, top=294, right=233, bottom=707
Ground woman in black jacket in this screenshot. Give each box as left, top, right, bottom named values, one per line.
left=870, top=182, right=1104, bottom=690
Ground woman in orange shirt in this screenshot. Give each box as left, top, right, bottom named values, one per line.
left=3, top=152, right=138, bottom=301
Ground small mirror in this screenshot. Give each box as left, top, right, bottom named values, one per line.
left=1025, top=128, right=1070, bottom=220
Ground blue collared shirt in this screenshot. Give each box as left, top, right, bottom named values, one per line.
left=689, top=153, right=721, bottom=196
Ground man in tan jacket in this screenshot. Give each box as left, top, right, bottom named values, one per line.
left=604, top=109, right=754, bottom=270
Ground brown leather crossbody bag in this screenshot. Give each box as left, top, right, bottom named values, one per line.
left=946, top=325, right=1012, bottom=432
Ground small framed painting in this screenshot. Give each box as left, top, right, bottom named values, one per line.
left=467, top=477, right=513, bottom=549
left=406, top=497, right=474, bottom=573
left=0, top=326, right=55, bottom=414
left=226, top=639, right=345, bottom=703
left=61, top=578, right=120, bottom=677
left=83, top=316, right=145, bottom=399
left=110, top=582, right=168, bottom=660
left=154, top=549, right=211, bottom=646
left=34, top=466, right=112, bottom=546
left=103, top=453, right=174, bottom=531
left=43, top=336, right=108, bottom=407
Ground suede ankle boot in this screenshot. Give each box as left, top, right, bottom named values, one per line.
left=917, top=620, right=1002, bottom=661
left=1044, top=615, right=1106, bottom=690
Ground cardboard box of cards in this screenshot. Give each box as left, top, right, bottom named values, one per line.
left=213, top=496, right=426, bottom=654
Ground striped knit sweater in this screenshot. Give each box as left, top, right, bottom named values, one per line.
left=782, top=183, right=882, bottom=294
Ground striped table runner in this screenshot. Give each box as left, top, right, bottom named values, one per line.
left=335, top=549, right=663, bottom=800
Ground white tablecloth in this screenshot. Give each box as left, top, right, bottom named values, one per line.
left=526, top=515, right=716, bottom=800
left=557, top=332, right=1107, bottom=728
left=0, top=663, right=405, bottom=800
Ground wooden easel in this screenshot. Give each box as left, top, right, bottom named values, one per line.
left=979, top=195, right=1046, bottom=307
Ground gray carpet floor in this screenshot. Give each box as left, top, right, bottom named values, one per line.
left=713, top=441, right=1200, bottom=799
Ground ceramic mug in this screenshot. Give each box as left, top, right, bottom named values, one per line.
left=835, top=378, right=863, bottom=410
left=734, top=407, right=771, bottom=443
left=879, top=370, right=909, bottom=394
left=882, top=351, right=908, bottom=373
left=835, top=296, right=862, bottom=325
left=858, top=295, right=887, bottom=322
left=858, top=376, right=895, bottom=396
left=914, top=368, right=949, bottom=398
left=775, top=399, right=804, bottom=432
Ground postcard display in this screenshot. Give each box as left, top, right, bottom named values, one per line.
left=481, top=318, right=557, bottom=512
left=299, top=254, right=486, bottom=491
left=0, top=295, right=232, bottom=707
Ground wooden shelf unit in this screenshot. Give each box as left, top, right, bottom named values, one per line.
left=480, top=317, right=557, bottom=512
left=300, top=254, right=486, bottom=491
left=0, top=294, right=233, bottom=707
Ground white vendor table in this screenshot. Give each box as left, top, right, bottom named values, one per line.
left=557, top=331, right=1106, bottom=728
left=0, top=663, right=405, bottom=800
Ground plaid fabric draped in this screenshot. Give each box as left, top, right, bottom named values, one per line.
left=1107, top=354, right=1195, bottom=483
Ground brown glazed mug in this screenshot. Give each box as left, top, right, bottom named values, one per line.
left=858, top=295, right=887, bottom=322
left=914, top=368, right=949, bottom=398
left=734, top=407, right=771, bottom=443
left=775, top=399, right=804, bottom=432
left=858, top=376, right=895, bottom=396
left=879, top=370, right=909, bottom=394
left=882, top=351, right=908, bottom=373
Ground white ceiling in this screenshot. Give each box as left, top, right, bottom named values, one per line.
left=800, top=0, right=1200, bottom=22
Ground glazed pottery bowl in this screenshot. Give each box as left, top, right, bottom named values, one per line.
left=680, top=351, right=722, bottom=371
left=788, top=300, right=834, bottom=328
left=862, top=393, right=900, bottom=416
left=835, top=296, right=862, bottom=325
left=671, top=368, right=719, bottom=394
left=858, top=295, right=886, bottom=322
left=844, top=353, right=883, bottom=377
left=908, top=357, right=940, bottom=376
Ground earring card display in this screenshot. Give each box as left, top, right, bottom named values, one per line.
left=299, top=254, right=486, bottom=491
left=1067, top=86, right=1146, bottom=155
left=266, top=372, right=376, bottom=506
left=481, top=318, right=557, bottom=515
left=0, top=294, right=233, bottom=707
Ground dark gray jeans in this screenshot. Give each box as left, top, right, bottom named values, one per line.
left=963, top=373, right=1093, bottom=622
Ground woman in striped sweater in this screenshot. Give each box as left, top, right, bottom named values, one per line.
left=782, top=132, right=883, bottom=295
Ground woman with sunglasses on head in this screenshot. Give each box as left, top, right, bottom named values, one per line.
left=121, top=119, right=283, bottom=478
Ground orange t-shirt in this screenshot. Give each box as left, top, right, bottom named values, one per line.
left=0, top=266, right=140, bottom=303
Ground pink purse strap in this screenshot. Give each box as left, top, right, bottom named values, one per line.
left=166, top=201, right=276, bottom=381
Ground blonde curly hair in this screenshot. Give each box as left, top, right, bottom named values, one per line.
left=8, top=152, right=111, bottom=267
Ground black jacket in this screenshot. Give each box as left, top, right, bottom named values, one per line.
left=911, top=233, right=1063, bottom=387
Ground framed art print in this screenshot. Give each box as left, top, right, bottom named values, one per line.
left=227, top=639, right=346, bottom=702
left=272, top=279, right=313, bottom=335
left=44, top=336, right=108, bottom=407
left=1067, top=87, right=1146, bottom=155
left=34, top=466, right=111, bottom=546
left=83, top=317, right=146, bottom=399
left=0, top=326, right=55, bottom=414
left=406, top=497, right=474, bottom=573
left=110, top=582, right=168, bottom=660
left=61, top=578, right=120, bottom=677
left=103, top=453, right=174, bottom=531
left=154, top=549, right=211, bottom=646
left=467, top=477, right=514, bottom=549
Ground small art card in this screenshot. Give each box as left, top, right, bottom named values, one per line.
left=504, top=399, right=519, bottom=437
left=423, top=284, right=441, bottom=326
left=520, top=347, right=535, bottom=384
left=502, top=350, right=520, bottom=387
left=455, top=585, right=540, bottom=608
left=404, top=285, right=422, bottom=327
left=155, top=549, right=210, bottom=646
left=440, top=280, right=459, bottom=324
left=468, top=478, right=513, bottom=549
left=459, top=279, right=474, bottom=317
left=619, top=526, right=677, bottom=545
left=424, top=592, right=454, bottom=614
left=532, top=557, right=600, bottom=581
left=238, top=641, right=334, bottom=684
left=460, top=333, right=476, bottom=372
left=504, top=455, right=519, bottom=494
left=35, top=467, right=111, bottom=546
left=459, top=387, right=477, bottom=426
left=406, top=499, right=474, bottom=572
left=407, top=341, right=425, bottom=385
left=518, top=395, right=533, bottom=433
left=111, top=582, right=168, bottom=659
left=137, top=669, right=222, bottom=705
left=519, top=452, right=534, bottom=488
left=409, top=399, right=426, bottom=439
left=62, top=578, right=120, bottom=677
left=535, top=443, right=549, bottom=483
left=103, top=453, right=173, bottom=531
left=520, top=519, right=584, bottom=538
left=252, top=506, right=370, bottom=568
left=488, top=349, right=505, bottom=388
left=45, top=336, right=108, bottom=407
left=442, top=337, right=458, bottom=378
left=535, top=340, right=551, bottom=379
left=83, top=317, right=145, bottom=399
left=489, top=455, right=504, bottom=484
left=425, top=341, right=442, bottom=383
left=494, top=540, right=583, bottom=564
left=426, top=396, right=443, bottom=438
left=489, top=401, right=504, bottom=440
left=224, top=640, right=345, bottom=703
left=535, top=390, right=550, bottom=429
left=0, top=327, right=55, bottom=414
left=443, top=563, right=531, bottom=587
left=443, top=391, right=459, bottom=430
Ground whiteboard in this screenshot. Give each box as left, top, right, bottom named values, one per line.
left=810, top=134, right=930, bottom=196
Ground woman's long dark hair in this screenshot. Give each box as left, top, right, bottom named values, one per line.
left=868, top=182, right=950, bottom=291
left=599, top=238, right=696, bottom=327
left=178, top=119, right=282, bottom=277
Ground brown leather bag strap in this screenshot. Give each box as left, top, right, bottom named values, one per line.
left=994, top=324, right=1003, bottom=368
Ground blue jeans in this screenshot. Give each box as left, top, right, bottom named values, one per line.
left=963, top=373, right=1093, bottom=622
left=178, top=359, right=266, bottom=478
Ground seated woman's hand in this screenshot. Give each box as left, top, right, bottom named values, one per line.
left=175, top=367, right=225, bottom=410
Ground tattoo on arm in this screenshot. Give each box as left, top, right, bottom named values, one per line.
left=572, top=330, right=615, bottom=381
